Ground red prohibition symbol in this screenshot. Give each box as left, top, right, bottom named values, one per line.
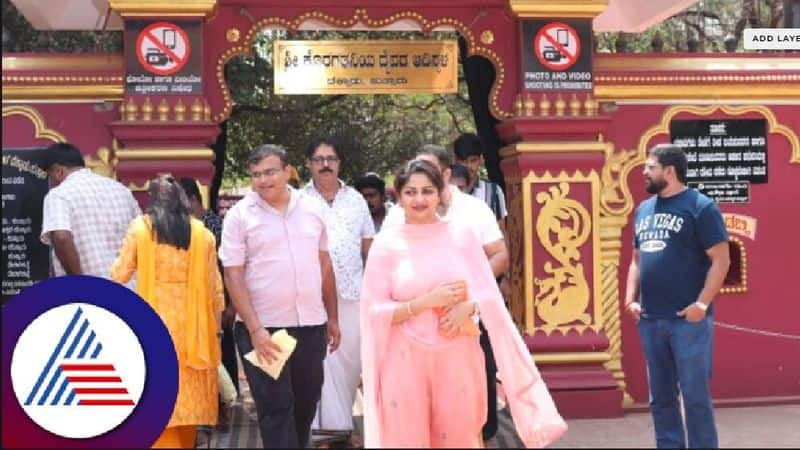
left=136, top=22, right=191, bottom=76
left=534, top=22, right=582, bottom=71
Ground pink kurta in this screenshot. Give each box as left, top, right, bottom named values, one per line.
left=361, top=220, right=567, bottom=448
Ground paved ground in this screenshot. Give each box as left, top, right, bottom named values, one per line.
left=199, top=376, right=800, bottom=448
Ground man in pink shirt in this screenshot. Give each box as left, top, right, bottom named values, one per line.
left=219, top=144, right=341, bottom=448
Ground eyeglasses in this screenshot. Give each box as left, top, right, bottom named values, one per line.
left=310, top=156, right=340, bottom=164
left=250, top=168, right=282, bottom=178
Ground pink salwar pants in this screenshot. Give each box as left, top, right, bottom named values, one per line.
left=377, top=328, right=488, bottom=448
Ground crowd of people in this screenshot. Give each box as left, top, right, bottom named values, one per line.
left=36, top=137, right=728, bottom=449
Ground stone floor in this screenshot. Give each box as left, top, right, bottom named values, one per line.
left=198, top=374, right=800, bottom=448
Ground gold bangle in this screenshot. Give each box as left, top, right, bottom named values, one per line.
left=406, top=301, right=413, bottom=317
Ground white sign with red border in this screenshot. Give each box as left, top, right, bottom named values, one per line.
left=135, top=22, right=191, bottom=76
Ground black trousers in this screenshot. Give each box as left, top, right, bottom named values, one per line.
left=479, top=320, right=498, bottom=440
left=221, top=323, right=239, bottom=393
left=235, top=322, right=327, bottom=448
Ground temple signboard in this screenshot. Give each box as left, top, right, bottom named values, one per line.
left=2, top=148, right=51, bottom=303
left=274, top=40, right=458, bottom=95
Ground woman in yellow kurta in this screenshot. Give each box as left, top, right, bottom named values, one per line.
left=111, top=174, right=223, bottom=448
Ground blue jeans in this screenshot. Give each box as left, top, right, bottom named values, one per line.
left=637, top=316, right=718, bottom=449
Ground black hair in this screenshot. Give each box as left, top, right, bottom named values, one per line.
left=248, top=144, right=288, bottom=168
left=147, top=173, right=191, bottom=250
left=178, top=177, right=202, bottom=202
left=449, top=163, right=470, bottom=181
left=305, top=136, right=342, bottom=160
left=453, top=133, right=483, bottom=160
left=415, top=144, right=451, bottom=169
left=354, top=172, right=386, bottom=196
left=41, top=142, right=86, bottom=169
left=394, top=159, right=444, bottom=194
left=650, top=143, right=688, bottom=184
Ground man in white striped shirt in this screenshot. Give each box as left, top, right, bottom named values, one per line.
left=40, top=143, right=141, bottom=279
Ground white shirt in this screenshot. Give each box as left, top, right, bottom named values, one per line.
left=303, top=181, right=375, bottom=302
left=383, top=185, right=502, bottom=245
left=472, top=179, right=508, bottom=219
left=41, top=169, right=141, bottom=278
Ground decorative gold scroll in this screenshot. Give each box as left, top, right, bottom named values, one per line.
left=523, top=170, right=602, bottom=336
left=273, top=40, right=458, bottom=95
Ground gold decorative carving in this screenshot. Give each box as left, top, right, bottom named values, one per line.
left=569, top=94, right=581, bottom=117
left=539, top=94, right=551, bottom=117
left=534, top=182, right=592, bottom=327
left=141, top=97, right=153, bottom=121
left=595, top=55, right=800, bottom=72
left=522, top=170, right=602, bottom=335
left=600, top=147, right=637, bottom=215
left=2, top=85, right=124, bottom=102
left=480, top=30, right=495, bottom=45
left=3, top=76, right=123, bottom=83
left=596, top=214, right=632, bottom=405
left=508, top=0, right=609, bottom=18
left=2, top=55, right=123, bottom=71
left=157, top=99, right=170, bottom=121
left=500, top=141, right=609, bottom=159
left=535, top=351, right=611, bottom=365
left=513, top=94, right=523, bottom=117
left=125, top=97, right=138, bottom=121
left=554, top=94, right=566, bottom=117
left=594, top=84, right=800, bottom=102
left=85, top=144, right=118, bottom=179
left=226, top=28, right=240, bottom=43
left=584, top=95, right=598, bottom=116
left=202, top=99, right=211, bottom=121
left=116, top=148, right=216, bottom=161
left=214, top=9, right=512, bottom=122
left=174, top=98, right=186, bottom=122
left=720, top=236, right=748, bottom=294
left=523, top=94, right=535, bottom=116
left=109, top=0, right=217, bottom=17
left=1, top=106, right=66, bottom=143
left=191, top=98, right=203, bottom=121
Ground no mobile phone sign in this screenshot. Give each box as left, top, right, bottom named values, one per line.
left=136, top=22, right=191, bottom=76
left=534, top=22, right=581, bottom=71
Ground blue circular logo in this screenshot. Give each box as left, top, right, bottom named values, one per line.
left=2, top=276, right=178, bottom=448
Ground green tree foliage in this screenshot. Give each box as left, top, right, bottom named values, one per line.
left=595, top=0, right=785, bottom=53
left=223, top=29, right=474, bottom=188
left=2, top=0, right=122, bottom=52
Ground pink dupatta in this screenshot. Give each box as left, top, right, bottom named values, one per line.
left=360, top=222, right=567, bottom=448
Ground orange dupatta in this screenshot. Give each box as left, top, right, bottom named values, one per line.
left=132, top=216, right=220, bottom=370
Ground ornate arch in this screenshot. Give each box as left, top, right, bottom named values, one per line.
left=210, top=7, right=514, bottom=122
left=2, top=106, right=66, bottom=143
left=605, top=105, right=800, bottom=218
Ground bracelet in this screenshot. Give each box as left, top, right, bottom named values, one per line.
left=406, top=301, right=414, bottom=317
left=694, top=301, right=709, bottom=311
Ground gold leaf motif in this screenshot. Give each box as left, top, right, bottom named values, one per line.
left=600, top=147, right=637, bottom=215
left=533, top=182, right=592, bottom=327
left=85, top=145, right=117, bottom=179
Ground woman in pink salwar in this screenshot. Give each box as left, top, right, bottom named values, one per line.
left=361, top=160, right=567, bottom=448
